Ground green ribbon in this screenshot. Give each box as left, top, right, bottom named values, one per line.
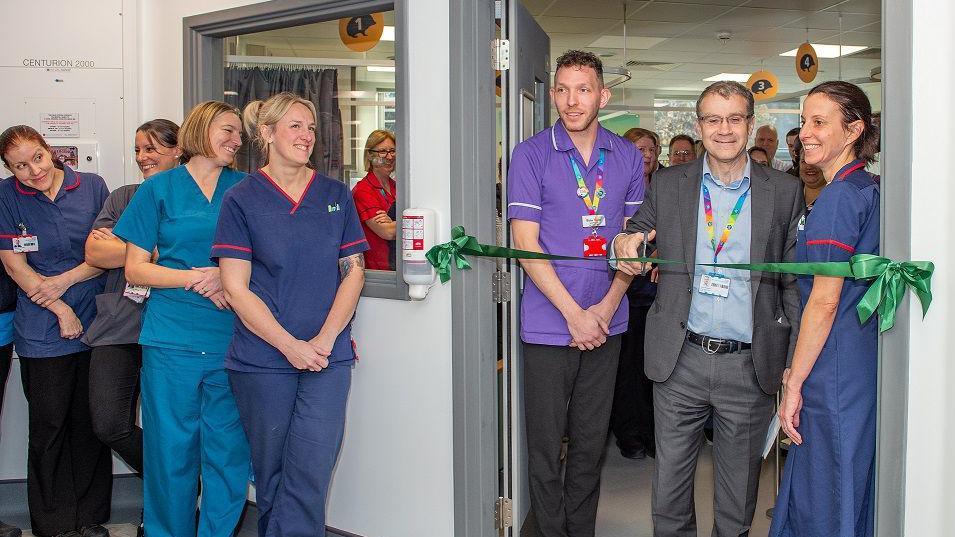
left=425, top=226, right=935, bottom=333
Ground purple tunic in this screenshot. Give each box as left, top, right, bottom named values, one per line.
left=507, top=121, right=645, bottom=345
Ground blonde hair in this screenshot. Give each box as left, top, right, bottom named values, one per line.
left=179, top=101, right=241, bottom=162
left=243, top=92, right=318, bottom=164
left=364, top=129, right=396, bottom=172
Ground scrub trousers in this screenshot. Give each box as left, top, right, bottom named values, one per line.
left=141, top=346, right=251, bottom=537
left=19, top=351, right=113, bottom=537
left=89, top=343, right=143, bottom=473
left=229, top=362, right=353, bottom=537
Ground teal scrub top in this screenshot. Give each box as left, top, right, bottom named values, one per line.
left=114, top=166, right=244, bottom=354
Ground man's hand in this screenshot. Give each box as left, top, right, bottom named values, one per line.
left=566, top=307, right=609, bottom=351
left=615, top=230, right=656, bottom=276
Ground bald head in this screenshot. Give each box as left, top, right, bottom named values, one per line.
left=754, top=125, right=778, bottom=161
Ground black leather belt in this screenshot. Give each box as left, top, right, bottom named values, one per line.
left=686, top=330, right=751, bottom=354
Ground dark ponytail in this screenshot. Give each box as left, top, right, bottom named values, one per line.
left=807, top=81, right=879, bottom=163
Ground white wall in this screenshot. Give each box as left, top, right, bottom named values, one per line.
left=140, top=1, right=455, bottom=536
left=904, top=1, right=955, bottom=535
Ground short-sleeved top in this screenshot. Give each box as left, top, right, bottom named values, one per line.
left=82, top=184, right=144, bottom=347
left=113, top=166, right=244, bottom=354
left=211, top=169, right=369, bottom=372
left=796, top=159, right=880, bottom=336
left=352, top=171, right=396, bottom=270
left=0, top=167, right=108, bottom=358
left=506, top=121, right=646, bottom=345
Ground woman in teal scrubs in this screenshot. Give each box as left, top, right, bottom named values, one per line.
left=113, top=101, right=250, bottom=537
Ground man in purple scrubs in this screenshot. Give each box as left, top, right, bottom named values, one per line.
left=507, top=50, right=645, bottom=537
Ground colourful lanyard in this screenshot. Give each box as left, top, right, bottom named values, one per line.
left=568, top=149, right=606, bottom=215
left=702, top=181, right=750, bottom=263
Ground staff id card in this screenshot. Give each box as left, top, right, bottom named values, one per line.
left=699, top=272, right=730, bottom=298
left=581, top=214, right=606, bottom=228
left=123, top=283, right=151, bottom=304
left=12, top=235, right=38, bottom=253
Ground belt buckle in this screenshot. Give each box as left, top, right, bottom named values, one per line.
left=702, top=337, right=721, bottom=355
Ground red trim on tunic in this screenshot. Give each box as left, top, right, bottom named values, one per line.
left=13, top=180, right=37, bottom=196
left=340, top=238, right=368, bottom=250
left=213, top=244, right=252, bottom=253
left=806, top=239, right=855, bottom=253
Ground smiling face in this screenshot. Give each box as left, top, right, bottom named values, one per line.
left=550, top=65, right=610, bottom=135
left=264, top=103, right=315, bottom=167
left=369, top=137, right=396, bottom=177
left=135, top=131, right=180, bottom=178
left=3, top=139, right=59, bottom=192
left=799, top=158, right=826, bottom=189
left=697, top=93, right=754, bottom=164
left=207, top=112, right=243, bottom=167
left=669, top=139, right=695, bottom=166
left=799, top=93, right=863, bottom=176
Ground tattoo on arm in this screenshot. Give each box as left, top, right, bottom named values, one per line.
left=339, top=254, right=365, bottom=279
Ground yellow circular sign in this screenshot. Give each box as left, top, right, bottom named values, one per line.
left=796, top=42, right=819, bottom=83
left=747, top=70, right=779, bottom=101
left=339, top=13, right=385, bottom=52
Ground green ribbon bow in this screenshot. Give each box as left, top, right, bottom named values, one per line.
left=425, top=227, right=934, bottom=333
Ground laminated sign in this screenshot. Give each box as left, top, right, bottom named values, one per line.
left=339, top=13, right=385, bottom=52
left=796, top=42, right=819, bottom=83
left=747, top=70, right=779, bottom=101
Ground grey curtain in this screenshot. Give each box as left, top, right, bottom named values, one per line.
left=225, top=66, right=344, bottom=179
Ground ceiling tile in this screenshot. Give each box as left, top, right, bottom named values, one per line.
left=627, top=1, right=733, bottom=23
left=710, top=7, right=808, bottom=28
left=536, top=16, right=623, bottom=34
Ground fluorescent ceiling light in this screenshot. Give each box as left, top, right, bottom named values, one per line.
left=780, top=44, right=867, bottom=58
left=703, top=73, right=751, bottom=82
left=382, top=26, right=395, bottom=41
left=367, top=65, right=396, bottom=72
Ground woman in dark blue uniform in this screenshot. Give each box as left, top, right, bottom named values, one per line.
left=213, top=92, right=367, bottom=537
left=770, top=81, right=881, bottom=537
left=0, top=125, right=111, bottom=537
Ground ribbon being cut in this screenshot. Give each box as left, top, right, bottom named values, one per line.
left=425, top=226, right=934, bottom=333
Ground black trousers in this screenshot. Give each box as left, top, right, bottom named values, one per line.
left=610, top=304, right=655, bottom=452
left=20, top=352, right=113, bottom=537
left=523, top=335, right=621, bottom=537
left=89, top=343, right=143, bottom=474
left=0, top=343, right=12, bottom=411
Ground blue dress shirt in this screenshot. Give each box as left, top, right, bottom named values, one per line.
left=686, top=157, right=753, bottom=342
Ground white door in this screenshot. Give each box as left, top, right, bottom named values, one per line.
left=498, top=1, right=549, bottom=533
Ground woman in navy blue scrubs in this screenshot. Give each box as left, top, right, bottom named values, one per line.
left=114, top=102, right=250, bottom=537
left=770, top=81, right=881, bottom=537
left=213, top=92, right=367, bottom=537
left=0, top=125, right=111, bottom=537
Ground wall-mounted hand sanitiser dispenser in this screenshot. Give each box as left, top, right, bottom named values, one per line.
left=401, top=208, right=437, bottom=300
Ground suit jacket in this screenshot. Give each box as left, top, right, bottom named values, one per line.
left=624, top=158, right=804, bottom=394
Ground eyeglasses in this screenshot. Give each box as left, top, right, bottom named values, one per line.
left=671, top=150, right=693, bottom=157
left=369, top=148, right=397, bottom=157
left=698, top=114, right=752, bottom=127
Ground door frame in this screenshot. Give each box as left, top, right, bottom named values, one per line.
left=451, top=1, right=913, bottom=536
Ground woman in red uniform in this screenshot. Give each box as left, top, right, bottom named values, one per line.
left=351, top=130, right=396, bottom=270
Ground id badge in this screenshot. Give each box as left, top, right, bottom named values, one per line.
left=123, top=283, right=151, bottom=304
left=581, top=214, right=607, bottom=228
left=12, top=235, right=38, bottom=253
left=583, top=234, right=608, bottom=258
left=699, top=272, right=730, bottom=297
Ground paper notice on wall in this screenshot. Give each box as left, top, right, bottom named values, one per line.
left=39, top=113, right=80, bottom=138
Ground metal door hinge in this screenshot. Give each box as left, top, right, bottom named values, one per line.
left=492, top=38, right=511, bottom=71
left=492, top=271, right=511, bottom=303
left=495, top=496, right=513, bottom=529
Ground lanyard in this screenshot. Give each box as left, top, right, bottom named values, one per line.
left=568, top=149, right=605, bottom=215
left=702, top=181, right=749, bottom=263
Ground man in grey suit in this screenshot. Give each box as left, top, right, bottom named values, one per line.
left=613, top=81, right=803, bottom=537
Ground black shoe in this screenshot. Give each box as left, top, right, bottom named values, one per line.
left=619, top=445, right=647, bottom=459
left=137, top=522, right=144, bottom=537
left=53, top=532, right=82, bottom=537
left=0, top=520, right=21, bottom=537
left=79, top=524, right=110, bottom=537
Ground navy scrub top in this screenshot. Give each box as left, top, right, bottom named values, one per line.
left=0, top=167, right=108, bottom=358
left=113, top=165, right=244, bottom=354
left=211, top=170, right=369, bottom=373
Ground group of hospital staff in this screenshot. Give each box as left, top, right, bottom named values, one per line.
left=0, top=92, right=390, bottom=537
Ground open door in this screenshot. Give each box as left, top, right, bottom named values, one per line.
left=497, top=0, right=549, bottom=534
